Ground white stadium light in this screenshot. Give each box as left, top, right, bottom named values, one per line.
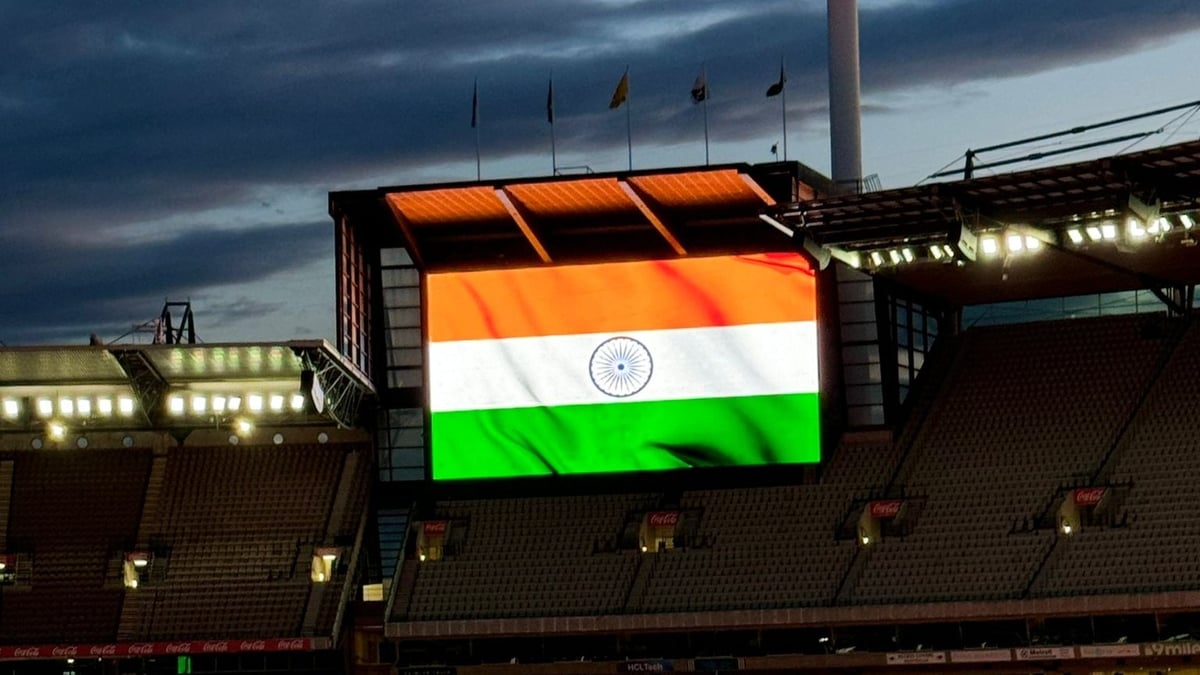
left=247, top=393, right=264, bottom=413
left=76, top=398, right=92, bottom=416
left=1100, top=221, right=1118, bottom=240
left=191, top=395, right=207, bottom=414
left=888, top=249, right=902, bottom=265
left=36, top=398, right=53, bottom=418
left=167, top=395, right=185, bottom=415
left=2, top=399, right=18, bottom=419
left=290, top=392, right=305, bottom=412
left=58, top=397, right=74, bottom=417
left=47, top=421, right=66, bottom=442
left=1128, top=218, right=1147, bottom=239
left=212, top=395, right=227, bottom=414
left=1085, top=226, right=1102, bottom=242
left=227, top=395, right=242, bottom=412
left=1024, top=236, right=1042, bottom=251
left=1067, top=229, right=1084, bottom=245
left=928, top=245, right=943, bottom=260
left=118, top=396, right=135, bottom=416
left=96, top=397, right=113, bottom=416
left=901, top=247, right=915, bottom=263
left=1181, top=214, right=1195, bottom=230
left=1005, top=233, right=1024, bottom=253
left=268, top=393, right=285, bottom=412
left=869, top=251, right=884, bottom=267
left=980, top=236, right=999, bottom=256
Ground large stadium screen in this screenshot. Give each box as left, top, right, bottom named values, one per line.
left=427, top=253, right=820, bottom=480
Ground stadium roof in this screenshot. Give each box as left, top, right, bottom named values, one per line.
left=0, top=340, right=373, bottom=430
left=330, top=163, right=833, bottom=271
left=775, top=139, right=1200, bottom=307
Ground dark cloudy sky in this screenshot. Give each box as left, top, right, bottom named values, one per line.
left=2, top=0, right=1198, bottom=345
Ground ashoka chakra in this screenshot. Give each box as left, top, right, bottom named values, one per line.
left=589, top=337, right=653, bottom=398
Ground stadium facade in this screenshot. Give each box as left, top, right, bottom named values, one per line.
left=1, top=140, right=1199, bottom=674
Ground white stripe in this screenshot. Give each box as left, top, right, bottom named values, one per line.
left=430, top=322, right=818, bottom=412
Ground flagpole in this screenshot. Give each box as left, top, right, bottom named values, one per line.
left=548, top=76, right=557, bottom=175
left=781, top=61, right=788, bottom=161
left=702, top=65, right=710, bottom=165
left=625, top=67, right=633, bottom=171
left=473, top=78, right=481, bottom=181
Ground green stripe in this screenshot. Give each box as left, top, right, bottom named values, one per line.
left=432, top=392, right=820, bottom=480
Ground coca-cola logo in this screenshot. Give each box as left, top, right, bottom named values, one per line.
left=869, top=500, right=904, bottom=519
left=165, top=642, right=193, bottom=654
left=423, top=521, right=448, bottom=535
left=201, top=641, right=229, bottom=653
left=1073, top=487, right=1107, bottom=506
left=13, top=647, right=41, bottom=658
left=128, top=644, right=155, bottom=656
left=52, top=646, right=79, bottom=657
left=276, top=638, right=307, bottom=650
left=88, top=645, right=117, bottom=656
left=239, top=640, right=267, bottom=651
left=647, top=512, right=679, bottom=527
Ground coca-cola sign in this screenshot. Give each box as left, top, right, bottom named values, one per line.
left=239, top=640, right=267, bottom=651
left=0, top=637, right=316, bottom=661
left=51, top=646, right=78, bottom=657
left=646, top=511, right=679, bottom=527
left=128, top=644, right=155, bottom=656
left=87, top=645, right=116, bottom=656
left=1073, top=487, right=1107, bottom=506
left=869, top=500, right=904, bottom=519
left=274, top=638, right=308, bottom=651
left=165, top=642, right=194, bottom=654
left=423, top=520, right=448, bottom=535
left=201, top=641, right=230, bottom=653
left=11, top=648, right=41, bottom=658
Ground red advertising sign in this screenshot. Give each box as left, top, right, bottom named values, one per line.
left=1073, top=487, right=1107, bottom=506
left=422, top=520, right=448, bottom=535
left=869, top=500, right=904, bottom=519
left=0, top=638, right=319, bottom=661
left=646, top=511, right=679, bottom=527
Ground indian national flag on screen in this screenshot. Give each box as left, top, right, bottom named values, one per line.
left=427, top=253, right=820, bottom=480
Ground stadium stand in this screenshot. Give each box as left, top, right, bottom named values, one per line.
left=0, top=448, right=151, bottom=643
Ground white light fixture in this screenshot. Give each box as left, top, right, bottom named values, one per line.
left=1085, top=226, right=1102, bottom=242
left=268, top=393, right=285, bottom=412
left=980, top=236, right=999, bottom=256
left=1181, top=214, right=1195, bottom=230
left=1, top=399, right=18, bottom=419
left=212, top=395, right=227, bottom=414
left=1128, top=218, right=1147, bottom=239
left=58, top=397, right=74, bottom=417
left=247, top=394, right=264, bottom=413
left=234, top=418, right=254, bottom=436
left=76, top=398, right=92, bottom=416
left=901, top=247, right=915, bottom=263
left=1024, top=236, right=1042, bottom=251
left=1061, top=522, right=1073, bottom=535
left=869, top=251, right=884, bottom=267
left=47, top=421, right=66, bottom=442
left=191, top=395, right=207, bottom=414
left=96, top=397, right=113, bottom=416
left=929, top=245, right=943, bottom=260
left=167, top=395, right=185, bottom=415
left=888, top=249, right=902, bottom=265
left=289, top=393, right=305, bottom=412
left=860, top=534, right=871, bottom=545
left=227, top=395, right=242, bottom=412
left=1067, top=229, right=1084, bottom=245
left=117, top=396, right=135, bottom=416
left=1006, top=233, right=1024, bottom=253
left=1100, top=222, right=1118, bottom=240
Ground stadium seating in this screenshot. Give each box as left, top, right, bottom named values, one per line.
left=391, top=313, right=1200, bottom=622
left=0, top=448, right=151, bottom=643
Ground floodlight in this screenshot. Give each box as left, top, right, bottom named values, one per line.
left=928, top=245, right=943, bottom=260
left=1, top=399, right=18, bottom=419
left=860, top=534, right=871, bottom=545
left=212, top=395, right=227, bottom=414
left=234, top=418, right=254, bottom=436
left=47, top=421, right=66, bottom=441
left=290, top=393, right=305, bottom=412
left=1067, top=229, right=1084, bottom=245
left=419, top=553, right=427, bottom=562
left=167, top=395, right=185, bottom=415
left=247, top=394, right=264, bottom=413
left=1100, top=222, right=1118, bottom=240
left=888, top=249, right=902, bottom=265
left=191, top=395, right=206, bottom=414
left=1061, top=522, right=1073, bottom=535
left=117, top=396, right=135, bottom=416
left=1024, top=236, right=1042, bottom=251
left=1181, top=214, right=1195, bottom=230
left=76, top=398, right=91, bottom=416
left=901, top=247, right=914, bottom=263
left=1085, top=226, right=1102, bottom=242
left=58, top=398, right=74, bottom=417
left=227, top=395, right=242, bottom=412
left=980, top=236, right=999, bottom=256
left=268, top=393, right=285, bottom=412
left=869, top=251, right=884, bottom=267
left=133, top=558, right=149, bottom=568
left=1128, top=218, right=1147, bottom=239
left=321, top=553, right=337, bottom=562
left=1005, top=234, right=1024, bottom=253
left=36, top=398, right=53, bottom=418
